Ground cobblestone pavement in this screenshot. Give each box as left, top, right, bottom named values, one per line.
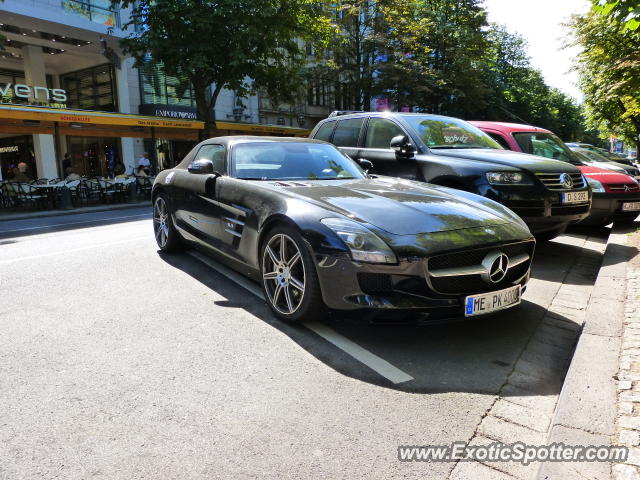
left=615, top=226, right=640, bottom=479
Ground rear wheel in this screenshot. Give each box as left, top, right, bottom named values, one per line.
left=260, top=226, right=326, bottom=323
left=153, top=193, right=182, bottom=252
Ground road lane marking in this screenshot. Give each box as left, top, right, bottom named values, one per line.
left=0, top=213, right=150, bottom=234
left=0, top=236, right=148, bottom=264
left=305, top=322, right=415, bottom=385
left=186, top=250, right=265, bottom=299
left=186, top=249, right=414, bottom=385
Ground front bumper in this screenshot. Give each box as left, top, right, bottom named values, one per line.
left=313, top=239, right=534, bottom=320
left=477, top=183, right=591, bottom=233
left=579, top=192, right=640, bottom=225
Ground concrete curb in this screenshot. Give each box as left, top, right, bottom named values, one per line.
left=538, top=226, right=633, bottom=479
left=0, top=201, right=150, bottom=222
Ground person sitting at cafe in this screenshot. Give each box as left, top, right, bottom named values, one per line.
left=135, top=165, right=148, bottom=177
left=9, top=166, right=29, bottom=183
left=114, top=159, right=126, bottom=177
left=64, top=167, right=80, bottom=181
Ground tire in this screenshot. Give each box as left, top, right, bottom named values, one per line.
left=153, top=193, right=182, bottom=252
left=260, top=225, right=326, bottom=323
left=534, top=225, right=567, bottom=242
left=614, top=213, right=639, bottom=225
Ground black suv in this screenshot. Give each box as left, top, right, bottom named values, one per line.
left=310, top=112, right=591, bottom=239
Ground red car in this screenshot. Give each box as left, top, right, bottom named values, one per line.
left=471, top=121, right=640, bottom=226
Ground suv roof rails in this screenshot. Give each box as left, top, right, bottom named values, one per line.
left=328, top=110, right=367, bottom=117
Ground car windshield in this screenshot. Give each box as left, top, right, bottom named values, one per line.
left=232, top=142, right=365, bottom=181
left=513, top=132, right=583, bottom=166
left=400, top=115, right=502, bottom=150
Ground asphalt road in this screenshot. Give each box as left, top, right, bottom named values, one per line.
left=0, top=208, right=609, bottom=479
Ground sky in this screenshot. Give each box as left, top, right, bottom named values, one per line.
left=483, top=0, right=591, bottom=101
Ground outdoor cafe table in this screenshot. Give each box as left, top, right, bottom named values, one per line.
left=31, top=181, right=66, bottom=208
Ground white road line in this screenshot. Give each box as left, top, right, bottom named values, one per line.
left=0, top=213, right=150, bottom=234
left=186, top=250, right=265, bottom=299
left=305, top=322, right=414, bottom=384
left=186, top=249, right=414, bottom=385
left=0, top=236, right=148, bottom=264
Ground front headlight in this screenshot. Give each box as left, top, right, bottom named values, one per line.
left=485, top=171, right=532, bottom=185
left=321, top=218, right=397, bottom=264
left=586, top=177, right=605, bottom=192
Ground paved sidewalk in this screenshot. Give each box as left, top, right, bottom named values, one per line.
left=451, top=233, right=608, bottom=479
left=0, top=201, right=150, bottom=222
left=614, top=225, right=640, bottom=479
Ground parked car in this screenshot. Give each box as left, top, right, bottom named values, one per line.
left=471, top=122, right=640, bottom=226
left=310, top=112, right=591, bottom=240
left=565, top=144, right=640, bottom=178
left=152, top=136, right=536, bottom=322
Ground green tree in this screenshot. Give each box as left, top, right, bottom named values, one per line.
left=593, top=0, right=640, bottom=31
left=116, top=0, right=333, bottom=137
left=569, top=10, right=640, bottom=151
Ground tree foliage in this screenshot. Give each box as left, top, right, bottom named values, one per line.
left=569, top=10, right=640, bottom=150
left=115, top=0, right=333, bottom=135
left=593, top=0, right=640, bottom=31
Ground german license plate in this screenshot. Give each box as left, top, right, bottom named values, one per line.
left=464, top=285, right=521, bottom=317
left=622, top=202, right=640, bottom=212
left=562, top=191, right=589, bottom=204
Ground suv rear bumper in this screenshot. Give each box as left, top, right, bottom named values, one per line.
left=478, top=184, right=591, bottom=233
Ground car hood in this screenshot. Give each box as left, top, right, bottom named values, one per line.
left=584, top=160, right=632, bottom=173
left=429, top=148, right=581, bottom=173
left=258, top=177, right=523, bottom=235
left=579, top=165, right=636, bottom=184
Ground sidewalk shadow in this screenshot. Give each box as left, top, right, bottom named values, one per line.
left=159, top=249, right=577, bottom=397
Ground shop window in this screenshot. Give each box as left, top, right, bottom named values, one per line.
left=61, top=0, right=120, bottom=28
left=60, top=64, right=117, bottom=112
left=139, top=60, right=195, bottom=107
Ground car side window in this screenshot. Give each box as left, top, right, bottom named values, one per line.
left=193, top=144, right=225, bottom=173
left=485, top=132, right=510, bottom=150
left=314, top=121, right=336, bottom=142
left=332, top=118, right=364, bottom=147
left=364, top=118, right=405, bottom=149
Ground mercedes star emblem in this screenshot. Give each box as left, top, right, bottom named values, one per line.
left=481, top=251, right=510, bottom=284
left=560, top=173, right=574, bottom=189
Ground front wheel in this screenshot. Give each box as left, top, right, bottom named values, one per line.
left=534, top=225, right=567, bottom=242
left=153, top=193, right=182, bottom=252
left=260, top=226, right=326, bottom=323
left=614, top=213, right=639, bottom=225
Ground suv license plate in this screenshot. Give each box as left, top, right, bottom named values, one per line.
left=465, top=285, right=521, bottom=317
left=562, top=191, right=588, bottom=204
left=622, top=202, right=640, bottom=212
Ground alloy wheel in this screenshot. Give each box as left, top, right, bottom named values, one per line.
left=153, top=197, right=170, bottom=248
left=262, top=233, right=306, bottom=315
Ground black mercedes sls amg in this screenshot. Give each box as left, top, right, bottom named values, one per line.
left=152, top=137, right=535, bottom=322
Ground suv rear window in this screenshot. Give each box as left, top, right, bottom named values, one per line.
left=332, top=118, right=364, bottom=147
left=313, top=121, right=336, bottom=142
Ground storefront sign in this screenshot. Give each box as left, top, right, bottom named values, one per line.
left=0, top=145, right=19, bottom=153
left=0, top=83, right=67, bottom=104
left=139, top=104, right=198, bottom=120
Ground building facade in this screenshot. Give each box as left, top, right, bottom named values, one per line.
left=0, top=0, right=317, bottom=181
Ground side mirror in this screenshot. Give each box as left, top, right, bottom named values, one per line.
left=358, top=159, right=374, bottom=173
left=390, top=135, right=416, bottom=158
left=188, top=159, right=215, bottom=174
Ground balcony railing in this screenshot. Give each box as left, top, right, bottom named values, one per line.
left=61, top=0, right=121, bottom=29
